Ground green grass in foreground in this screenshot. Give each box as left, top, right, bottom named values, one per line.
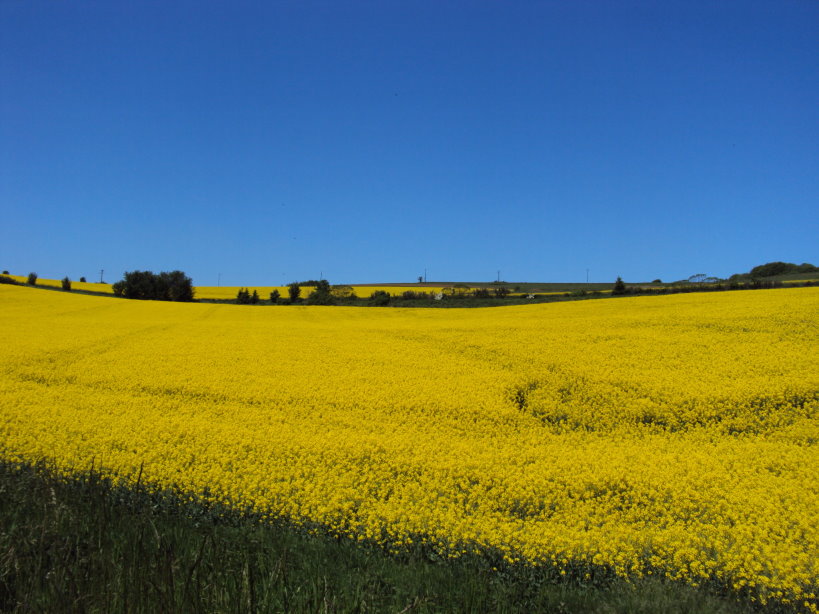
left=0, top=461, right=790, bottom=613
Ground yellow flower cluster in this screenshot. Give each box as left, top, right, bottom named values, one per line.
left=0, top=285, right=816, bottom=610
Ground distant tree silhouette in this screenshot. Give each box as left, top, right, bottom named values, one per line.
left=288, top=282, right=301, bottom=303
left=112, top=270, right=194, bottom=301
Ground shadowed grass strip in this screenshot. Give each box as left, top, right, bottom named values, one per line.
left=0, top=460, right=784, bottom=614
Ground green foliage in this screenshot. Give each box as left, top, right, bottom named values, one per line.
left=612, top=277, right=627, bottom=295
left=61, top=276, right=72, bottom=291
left=368, top=290, right=391, bottom=306
left=288, top=282, right=301, bottom=303
left=2, top=270, right=8, bottom=275
left=112, top=270, right=194, bottom=301
left=26, top=272, right=37, bottom=285
left=269, top=289, right=281, bottom=303
left=0, top=275, right=18, bottom=285
left=80, top=276, right=87, bottom=282
left=0, top=460, right=766, bottom=614
left=330, top=285, right=356, bottom=300
left=306, top=279, right=335, bottom=305
left=750, top=261, right=818, bottom=278
left=494, top=287, right=511, bottom=298
left=236, top=288, right=258, bottom=304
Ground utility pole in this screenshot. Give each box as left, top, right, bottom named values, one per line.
left=424, top=268, right=427, bottom=283
left=497, top=270, right=500, bottom=282
left=218, top=273, right=221, bottom=287
left=100, top=269, right=104, bottom=283
left=586, top=268, right=589, bottom=283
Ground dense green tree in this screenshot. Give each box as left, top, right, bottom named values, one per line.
left=749, top=261, right=817, bottom=278
left=288, top=282, right=301, bottom=303
left=368, top=290, right=391, bottom=306
left=112, top=270, right=194, bottom=301
left=26, top=272, right=37, bottom=285
left=61, top=277, right=72, bottom=291
left=306, top=279, right=334, bottom=305
left=612, top=277, right=627, bottom=295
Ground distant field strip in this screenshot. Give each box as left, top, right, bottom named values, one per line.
left=6, top=275, right=115, bottom=294
left=1, top=286, right=817, bottom=611
left=194, top=285, right=447, bottom=299
left=5, top=277, right=446, bottom=299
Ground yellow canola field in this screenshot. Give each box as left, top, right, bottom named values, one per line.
left=195, top=285, right=447, bottom=299
left=1, top=285, right=817, bottom=610
left=5, top=275, right=114, bottom=294
left=4, top=276, right=444, bottom=299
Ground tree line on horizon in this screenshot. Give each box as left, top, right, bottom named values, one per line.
left=2, top=261, right=816, bottom=305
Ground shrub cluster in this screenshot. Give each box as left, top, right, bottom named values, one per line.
left=306, top=280, right=334, bottom=305
left=729, top=261, right=818, bottom=282
left=368, top=290, right=391, bottom=306
left=236, top=288, right=260, bottom=304
left=112, top=270, right=194, bottom=301
left=288, top=282, right=301, bottom=303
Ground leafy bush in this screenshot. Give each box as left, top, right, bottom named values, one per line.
left=269, top=290, right=281, bottom=303
left=330, top=285, right=356, bottom=300
left=236, top=289, right=259, bottom=304
left=0, top=275, right=18, bottom=285
left=112, top=270, right=194, bottom=301
left=612, top=277, right=627, bottom=295
left=368, top=290, right=391, bottom=306
left=26, top=272, right=37, bottom=286
left=748, top=261, right=817, bottom=278
left=288, top=282, right=301, bottom=303
left=2, top=270, right=8, bottom=275
left=61, top=277, right=72, bottom=291
left=494, top=287, right=511, bottom=298
left=306, top=280, right=334, bottom=305
left=401, top=291, right=431, bottom=300
left=80, top=276, right=86, bottom=283
left=472, top=288, right=491, bottom=298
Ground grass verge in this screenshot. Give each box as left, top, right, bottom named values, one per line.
left=0, top=460, right=792, bottom=613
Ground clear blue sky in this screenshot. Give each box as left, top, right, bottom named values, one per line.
left=2, top=1, right=817, bottom=286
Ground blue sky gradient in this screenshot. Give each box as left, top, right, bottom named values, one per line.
left=2, top=1, right=817, bottom=286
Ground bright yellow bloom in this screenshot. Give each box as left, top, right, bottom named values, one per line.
left=0, top=285, right=816, bottom=609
